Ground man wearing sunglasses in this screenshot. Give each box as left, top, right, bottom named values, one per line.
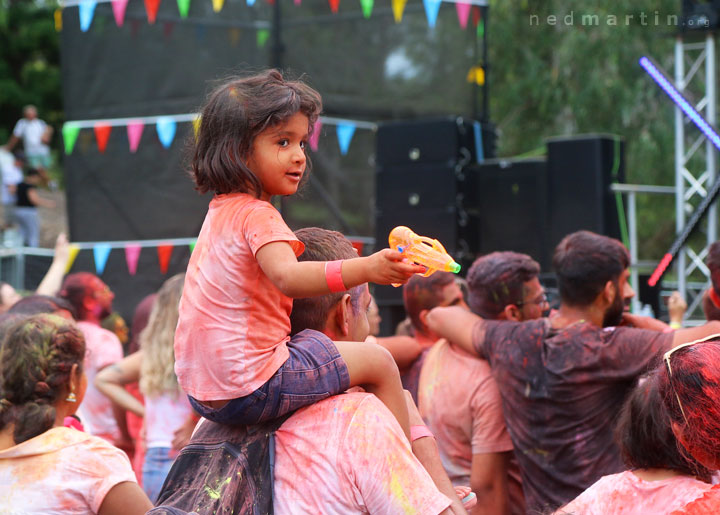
left=418, top=251, right=543, bottom=515
left=426, top=231, right=720, bottom=514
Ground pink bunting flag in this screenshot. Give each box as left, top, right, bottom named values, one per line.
left=127, top=121, right=144, bottom=153
left=309, top=119, right=322, bottom=151
left=157, top=245, right=173, bottom=274
left=125, top=245, right=141, bottom=275
left=294, top=0, right=301, bottom=5
left=111, top=0, right=128, bottom=26
left=455, top=1, right=471, bottom=29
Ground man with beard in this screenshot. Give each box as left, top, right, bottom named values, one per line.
left=426, top=231, right=720, bottom=514
left=59, top=272, right=129, bottom=450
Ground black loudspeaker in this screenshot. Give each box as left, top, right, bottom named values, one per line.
left=546, top=135, right=625, bottom=252
left=465, top=158, right=549, bottom=269
left=374, top=118, right=488, bottom=314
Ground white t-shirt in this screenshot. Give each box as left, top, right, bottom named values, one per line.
left=0, top=426, right=137, bottom=514
left=76, top=321, right=124, bottom=443
left=144, top=391, right=193, bottom=449
left=0, top=148, right=21, bottom=205
left=274, top=392, right=452, bottom=515
left=13, top=118, right=50, bottom=156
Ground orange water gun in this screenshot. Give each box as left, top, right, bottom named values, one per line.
left=388, top=226, right=461, bottom=286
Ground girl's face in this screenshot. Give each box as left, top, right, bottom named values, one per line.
left=246, top=112, right=309, bottom=201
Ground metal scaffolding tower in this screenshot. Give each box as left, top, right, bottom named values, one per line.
left=675, top=34, right=717, bottom=319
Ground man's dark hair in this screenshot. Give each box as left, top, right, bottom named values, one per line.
left=466, top=252, right=540, bottom=319
left=190, top=69, right=322, bottom=196
left=552, top=231, right=629, bottom=307
left=290, top=228, right=362, bottom=335
left=615, top=370, right=711, bottom=481
left=8, top=295, right=77, bottom=320
left=403, top=272, right=456, bottom=333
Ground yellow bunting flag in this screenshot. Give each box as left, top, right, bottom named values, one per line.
left=65, top=245, right=81, bottom=274
left=54, top=9, right=63, bottom=31
left=192, top=117, right=201, bottom=139
left=212, top=0, right=224, bottom=12
left=391, top=0, right=407, bottom=23
left=466, top=66, right=485, bottom=86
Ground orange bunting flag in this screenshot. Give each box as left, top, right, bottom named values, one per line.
left=144, top=0, right=161, bottom=24
left=157, top=245, right=173, bottom=274
left=94, top=124, right=112, bottom=153
left=391, top=0, right=407, bottom=23
left=328, top=0, right=339, bottom=13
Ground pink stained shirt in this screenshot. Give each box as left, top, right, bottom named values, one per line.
left=76, top=321, right=124, bottom=443
left=174, top=193, right=304, bottom=401
left=558, top=470, right=713, bottom=515
left=273, top=392, right=453, bottom=515
left=144, top=391, right=193, bottom=449
left=418, top=339, right=525, bottom=514
left=0, top=426, right=137, bottom=514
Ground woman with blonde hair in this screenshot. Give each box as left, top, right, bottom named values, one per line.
left=96, top=274, right=196, bottom=502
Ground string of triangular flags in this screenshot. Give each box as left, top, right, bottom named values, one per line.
left=58, top=0, right=487, bottom=32
left=62, top=113, right=375, bottom=156
left=58, top=237, right=197, bottom=276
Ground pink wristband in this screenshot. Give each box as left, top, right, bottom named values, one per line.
left=410, top=424, right=434, bottom=442
left=325, top=260, right=347, bottom=293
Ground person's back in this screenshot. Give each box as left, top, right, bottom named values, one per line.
left=558, top=370, right=712, bottom=515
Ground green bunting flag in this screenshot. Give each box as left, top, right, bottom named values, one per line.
left=257, top=29, right=270, bottom=48
left=177, top=0, right=190, bottom=18
left=62, top=124, right=81, bottom=155
left=360, top=0, right=373, bottom=18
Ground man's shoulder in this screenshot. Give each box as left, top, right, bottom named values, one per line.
left=77, top=321, right=122, bottom=345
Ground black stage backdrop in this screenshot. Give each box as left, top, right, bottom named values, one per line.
left=59, top=0, right=481, bottom=318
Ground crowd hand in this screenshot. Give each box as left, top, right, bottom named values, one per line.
left=620, top=312, right=670, bottom=332
left=667, top=291, right=687, bottom=325
left=53, top=233, right=69, bottom=262
left=454, top=486, right=477, bottom=510
left=366, top=249, right=426, bottom=286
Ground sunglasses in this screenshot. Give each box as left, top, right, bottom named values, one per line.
left=663, top=333, right=720, bottom=425
left=515, top=292, right=549, bottom=308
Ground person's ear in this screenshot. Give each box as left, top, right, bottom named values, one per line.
left=602, top=280, right=616, bottom=305
left=418, top=309, right=431, bottom=332
left=333, top=294, right=352, bottom=338
left=502, top=304, right=522, bottom=322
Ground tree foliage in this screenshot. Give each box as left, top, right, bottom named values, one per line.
left=0, top=0, right=62, bottom=147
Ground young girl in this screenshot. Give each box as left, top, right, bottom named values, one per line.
left=174, top=69, right=424, bottom=439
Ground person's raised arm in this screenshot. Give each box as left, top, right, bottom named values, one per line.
left=470, top=453, right=510, bottom=515
left=255, top=241, right=425, bottom=298
left=426, top=306, right=483, bottom=357
left=671, top=320, right=720, bottom=348
left=35, top=233, right=69, bottom=296
left=95, top=351, right=144, bottom=417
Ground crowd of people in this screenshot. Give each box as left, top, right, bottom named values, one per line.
left=3, top=70, right=720, bottom=514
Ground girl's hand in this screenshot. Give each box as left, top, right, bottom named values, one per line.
left=365, top=249, right=426, bottom=285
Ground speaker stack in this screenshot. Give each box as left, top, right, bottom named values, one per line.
left=374, top=118, right=494, bottom=334
left=374, top=123, right=625, bottom=335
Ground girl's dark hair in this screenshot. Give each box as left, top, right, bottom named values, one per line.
left=616, top=370, right=711, bottom=481
left=0, top=314, right=85, bottom=444
left=191, top=69, right=323, bottom=195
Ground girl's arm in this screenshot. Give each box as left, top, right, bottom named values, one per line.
left=255, top=241, right=425, bottom=298
left=98, top=481, right=153, bottom=515
left=95, top=351, right=145, bottom=418
left=35, top=233, right=69, bottom=296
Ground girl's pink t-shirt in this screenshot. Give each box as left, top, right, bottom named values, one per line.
left=557, top=470, right=712, bottom=515
left=175, top=193, right=304, bottom=401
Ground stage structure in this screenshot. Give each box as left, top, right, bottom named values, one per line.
left=58, top=0, right=491, bottom=318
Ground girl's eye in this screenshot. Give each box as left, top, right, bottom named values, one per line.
left=299, top=141, right=307, bottom=150
left=278, top=139, right=289, bottom=147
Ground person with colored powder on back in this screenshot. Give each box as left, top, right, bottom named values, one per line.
left=426, top=230, right=720, bottom=513
left=59, top=272, right=131, bottom=452
left=419, top=251, right=544, bottom=515
left=152, top=228, right=468, bottom=514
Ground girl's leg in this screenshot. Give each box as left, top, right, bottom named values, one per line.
left=334, top=341, right=410, bottom=441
